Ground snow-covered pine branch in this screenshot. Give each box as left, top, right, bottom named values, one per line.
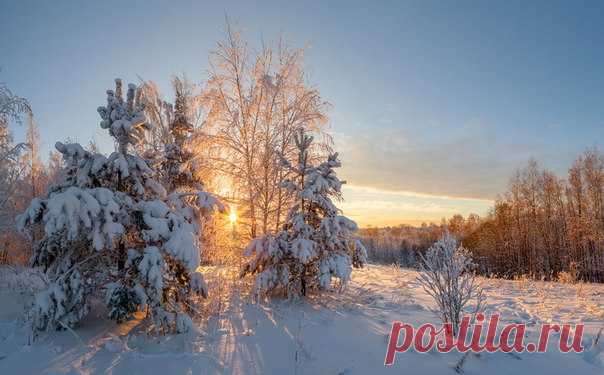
left=416, top=232, right=485, bottom=336
left=17, top=79, right=222, bottom=337
left=241, top=129, right=367, bottom=298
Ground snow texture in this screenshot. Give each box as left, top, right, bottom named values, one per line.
left=0, top=264, right=602, bottom=374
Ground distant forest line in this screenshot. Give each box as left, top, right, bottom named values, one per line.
left=359, top=148, right=604, bottom=283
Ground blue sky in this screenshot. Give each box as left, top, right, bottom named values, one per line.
left=2, top=1, right=603, bottom=226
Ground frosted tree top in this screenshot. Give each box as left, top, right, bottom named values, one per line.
left=97, top=79, right=150, bottom=153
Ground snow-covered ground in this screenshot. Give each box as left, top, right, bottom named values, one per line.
left=0, top=265, right=602, bottom=374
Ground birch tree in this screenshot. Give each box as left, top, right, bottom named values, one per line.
left=201, top=22, right=331, bottom=239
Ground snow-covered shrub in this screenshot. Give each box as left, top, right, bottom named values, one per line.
left=18, top=79, right=222, bottom=336
left=241, top=130, right=366, bottom=298
left=417, top=232, right=485, bottom=335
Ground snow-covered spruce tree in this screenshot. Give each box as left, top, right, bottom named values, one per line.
left=161, top=77, right=202, bottom=193
left=159, top=77, right=225, bottom=267
left=18, top=79, right=222, bottom=336
left=417, top=232, right=485, bottom=336
left=138, top=77, right=225, bottom=264
left=241, top=129, right=367, bottom=297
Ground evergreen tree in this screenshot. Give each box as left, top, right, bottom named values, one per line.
left=241, top=129, right=366, bottom=297
left=162, top=77, right=201, bottom=193
left=18, top=79, right=222, bottom=336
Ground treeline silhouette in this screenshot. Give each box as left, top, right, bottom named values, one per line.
left=359, top=148, right=604, bottom=283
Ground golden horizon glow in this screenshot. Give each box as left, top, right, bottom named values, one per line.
left=339, top=184, right=493, bottom=228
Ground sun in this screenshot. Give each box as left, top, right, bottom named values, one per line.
left=229, top=210, right=237, bottom=224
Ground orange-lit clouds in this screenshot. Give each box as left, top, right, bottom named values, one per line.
left=339, top=184, right=492, bottom=227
